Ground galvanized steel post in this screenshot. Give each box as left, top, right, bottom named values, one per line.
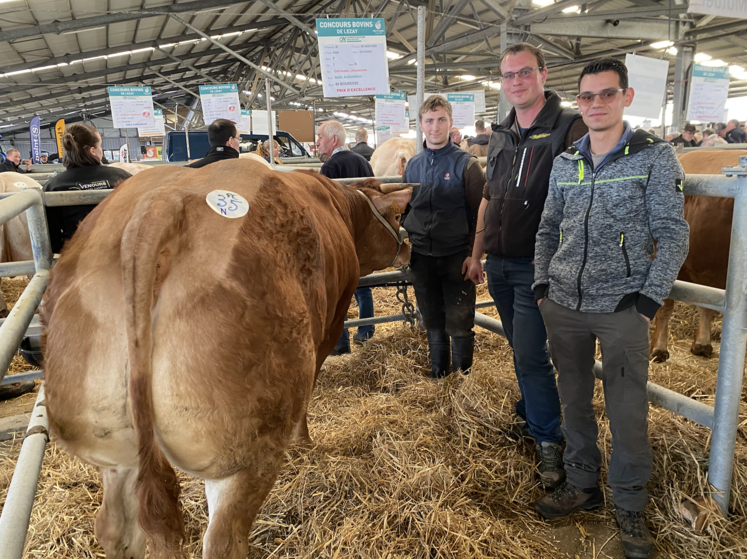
left=709, top=162, right=747, bottom=514
left=266, top=77, right=275, bottom=169
left=415, top=5, right=425, bottom=154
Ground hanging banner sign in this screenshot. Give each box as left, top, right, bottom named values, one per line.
left=624, top=54, right=669, bottom=120
left=251, top=110, right=276, bottom=135
left=54, top=119, right=65, bottom=157
left=687, top=0, right=747, bottom=20
left=138, top=109, right=166, bottom=136
left=447, top=93, right=476, bottom=128
left=119, top=143, right=130, bottom=163
left=375, top=92, right=408, bottom=133
left=29, top=116, right=41, bottom=164
left=316, top=18, right=390, bottom=98
left=686, top=64, right=730, bottom=122
left=237, top=109, right=252, bottom=133
left=199, top=84, right=240, bottom=124
left=108, top=87, right=155, bottom=128
left=456, top=90, right=486, bottom=113
left=376, top=125, right=394, bottom=145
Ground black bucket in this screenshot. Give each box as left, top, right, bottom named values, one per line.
left=19, top=336, right=43, bottom=368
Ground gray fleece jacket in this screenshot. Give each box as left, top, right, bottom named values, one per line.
left=533, top=127, right=689, bottom=319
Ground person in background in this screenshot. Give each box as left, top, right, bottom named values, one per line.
left=43, top=123, right=131, bottom=254
left=0, top=148, right=31, bottom=173
left=258, top=139, right=283, bottom=165
left=467, top=42, right=587, bottom=490
left=350, top=127, right=375, bottom=161
left=533, top=57, right=689, bottom=559
left=317, top=120, right=376, bottom=355
left=670, top=123, right=697, bottom=147
left=404, top=95, right=484, bottom=378
left=467, top=120, right=491, bottom=156
left=715, top=122, right=727, bottom=139
left=40, top=154, right=49, bottom=164
left=187, top=119, right=240, bottom=168
left=701, top=128, right=728, bottom=147
left=449, top=127, right=463, bottom=147
left=725, top=119, right=746, bottom=144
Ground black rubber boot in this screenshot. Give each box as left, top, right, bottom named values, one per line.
left=451, top=333, right=474, bottom=374
left=427, top=330, right=451, bottom=379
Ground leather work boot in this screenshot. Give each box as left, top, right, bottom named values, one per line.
left=616, top=508, right=654, bottom=558
left=536, top=441, right=566, bottom=490
left=451, top=333, right=474, bottom=374
left=535, top=480, right=604, bottom=520
left=0, top=381, right=36, bottom=401
left=427, top=330, right=451, bottom=379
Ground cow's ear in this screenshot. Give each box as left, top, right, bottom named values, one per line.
left=373, top=188, right=412, bottom=216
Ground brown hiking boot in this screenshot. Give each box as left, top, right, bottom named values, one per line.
left=535, top=480, right=604, bottom=519
left=616, top=508, right=654, bottom=558
left=536, top=442, right=566, bottom=490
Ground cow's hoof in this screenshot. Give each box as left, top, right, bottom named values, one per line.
left=691, top=343, right=713, bottom=358
left=651, top=349, right=670, bottom=363
left=0, top=309, right=8, bottom=319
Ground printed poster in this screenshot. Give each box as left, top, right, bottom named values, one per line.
left=108, top=87, right=155, bottom=128
left=375, top=92, right=408, bottom=133
left=138, top=109, right=165, bottom=136
left=199, top=84, right=240, bottom=124
left=316, top=18, right=390, bottom=97
left=447, top=93, right=476, bottom=128
left=686, top=64, right=730, bottom=121
left=376, top=125, right=394, bottom=144
left=237, top=109, right=252, bottom=133
left=252, top=110, right=277, bottom=135
left=688, top=0, right=747, bottom=19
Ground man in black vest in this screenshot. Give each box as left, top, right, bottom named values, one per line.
left=187, top=119, right=241, bottom=168
left=466, top=43, right=587, bottom=490
left=404, top=95, right=485, bottom=378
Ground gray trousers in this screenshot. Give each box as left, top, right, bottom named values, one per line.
left=539, top=298, right=652, bottom=511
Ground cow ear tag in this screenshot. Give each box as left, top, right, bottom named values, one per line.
left=206, top=190, right=249, bottom=218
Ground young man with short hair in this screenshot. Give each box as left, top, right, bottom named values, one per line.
left=533, top=58, right=689, bottom=559
left=467, top=42, right=587, bottom=489
left=404, top=95, right=484, bottom=378
left=187, top=119, right=241, bottom=168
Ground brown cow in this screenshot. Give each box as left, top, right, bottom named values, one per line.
left=650, top=149, right=747, bottom=361
left=41, top=159, right=412, bottom=559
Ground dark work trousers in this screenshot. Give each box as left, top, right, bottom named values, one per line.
left=539, top=298, right=652, bottom=512
left=484, top=255, right=562, bottom=445
left=335, top=287, right=375, bottom=350
left=409, top=250, right=476, bottom=337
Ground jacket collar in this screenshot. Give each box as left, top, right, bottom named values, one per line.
left=494, top=90, right=564, bottom=133
left=205, top=145, right=239, bottom=158
left=424, top=140, right=460, bottom=155
left=564, top=124, right=665, bottom=168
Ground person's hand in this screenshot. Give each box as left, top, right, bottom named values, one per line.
left=537, top=299, right=542, bottom=306
left=464, top=257, right=484, bottom=285
left=640, top=314, right=650, bottom=323
left=24, top=159, right=31, bottom=171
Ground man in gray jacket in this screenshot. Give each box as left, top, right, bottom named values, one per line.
left=533, top=58, right=689, bottom=559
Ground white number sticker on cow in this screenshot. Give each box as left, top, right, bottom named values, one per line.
left=206, top=190, right=249, bottom=218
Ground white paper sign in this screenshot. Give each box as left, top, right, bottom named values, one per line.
left=237, top=109, right=252, bottom=133
left=376, top=125, right=394, bottom=144
left=456, top=90, right=486, bottom=113
left=375, top=92, right=408, bottom=133
left=317, top=18, right=390, bottom=97
left=686, top=64, right=731, bottom=122
left=138, top=109, right=166, bottom=136
left=624, top=54, right=669, bottom=120
left=251, top=111, right=276, bottom=135
left=688, top=0, right=747, bottom=20
left=206, top=190, right=249, bottom=219
left=108, top=87, right=155, bottom=129
left=199, top=84, right=240, bottom=125
left=447, top=93, right=476, bottom=128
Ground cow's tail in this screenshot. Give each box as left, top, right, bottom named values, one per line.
left=120, top=189, right=185, bottom=557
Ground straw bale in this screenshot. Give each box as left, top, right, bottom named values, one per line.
left=0, top=285, right=745, bottom=558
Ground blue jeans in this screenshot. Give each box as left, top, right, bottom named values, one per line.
left=336, top=287, right=375, bottom=349
left=485, top=255, right=562, bottom=444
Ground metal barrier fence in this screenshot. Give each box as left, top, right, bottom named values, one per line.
left=0, top=163, right=745, bottom=556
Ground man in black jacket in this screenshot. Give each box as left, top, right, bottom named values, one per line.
left=0, top=148, right=31, bottom=173
left=670, top=122, right=697, bottom=147
left=350, top=127, right=375, bottom=161
left=404, top=95, right=485, bottom=379
left=466, top=43, right=587, bottom=489
left=187, top=119, right=241, bottom=168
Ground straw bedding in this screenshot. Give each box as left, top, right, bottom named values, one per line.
left=0, top=281, right=745, bottom=558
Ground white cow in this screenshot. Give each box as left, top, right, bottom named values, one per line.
left=370, top=137, right=417, bottom=177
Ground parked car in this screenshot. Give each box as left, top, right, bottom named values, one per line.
left=163, top=130, right=310, bottom=162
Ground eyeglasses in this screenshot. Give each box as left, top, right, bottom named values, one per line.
left=576, top=88, right=626, bottom=106
left=499, top=67, right=542, bottom=82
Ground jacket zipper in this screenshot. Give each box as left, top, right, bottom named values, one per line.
left=428, top=153, right=434, bottom=255
left=620, top=232, right=631, bottom=278
left=576, top=165, right=594, bottom=311
left=497, top=132, right=521, bottom=239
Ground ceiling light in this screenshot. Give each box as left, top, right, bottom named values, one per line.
left=532, top=0, right=555, bottom=5
left=666, top=47, right=678, bottom=56
left=729, top=65, right=745, bottom=75
left=694, top=53, right=712, bottom=62
left=386, top=51, right=402, bottom=60
left=701, top=59, right=728, bottom=67
left=460, top=75, right=476, bottom=81
left=560, top=101, right=572, bottom=107
left=650, top=41, right=674, bottom=49
left=562, top=5, right=580, bottom=13
left=733, top=72, right=747, bottom=81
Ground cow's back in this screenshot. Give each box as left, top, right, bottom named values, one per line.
left=0, top=173, right=39, bottom=263
left=677, top=150, right=747, bottom=288
left=370, top=137, right=417, bottom=177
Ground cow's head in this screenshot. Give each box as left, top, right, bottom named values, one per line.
left=352, top=179, right=413, bottom=276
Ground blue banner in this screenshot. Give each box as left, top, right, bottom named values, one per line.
left=29, top=116, right=41, bottom=165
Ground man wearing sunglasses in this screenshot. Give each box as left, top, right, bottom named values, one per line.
left=533, top=58, right=689, bottom=559
left=467, top=43, right=586, bottom=490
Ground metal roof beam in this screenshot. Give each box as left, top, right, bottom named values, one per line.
left=478, top=0, right=510, bottom=21
left=530, top=19, right=673, bottom=40
left=544, top=6, right=689, bottom=20
left=512, top=0, right=586, bottom=26
left=0, top=0, right=249, bottom=44
left=254, top=0, right=316, bottom=36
